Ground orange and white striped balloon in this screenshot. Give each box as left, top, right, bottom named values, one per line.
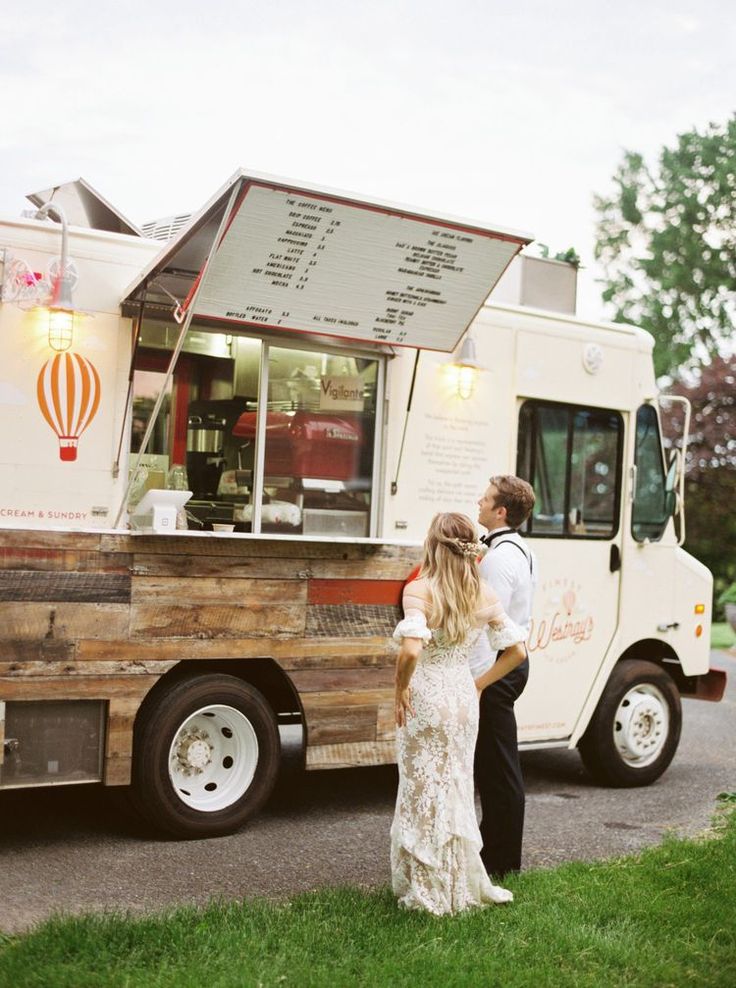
left=36, top=353, right=101, bottom=461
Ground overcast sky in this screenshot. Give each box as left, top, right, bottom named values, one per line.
left=2, top=0, right=734, bottom=318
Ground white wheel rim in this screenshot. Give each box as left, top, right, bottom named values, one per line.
left=613, top=684, right=669, bottom=768
left=168, top=704, right=259, bottom=812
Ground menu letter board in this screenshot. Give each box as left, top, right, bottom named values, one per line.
left=193, top=183, right=526, bottom=352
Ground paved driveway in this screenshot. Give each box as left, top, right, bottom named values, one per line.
left=1, top=650, right=733, bottom=935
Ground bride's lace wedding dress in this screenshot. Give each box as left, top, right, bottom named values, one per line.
left=390, top=583, right=526, bottom=916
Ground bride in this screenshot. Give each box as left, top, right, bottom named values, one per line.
left=391, top=512, right=528, bottom=915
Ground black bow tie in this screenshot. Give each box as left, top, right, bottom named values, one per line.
left=480, top=528, right=518, bottom=547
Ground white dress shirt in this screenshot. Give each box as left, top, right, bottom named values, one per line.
left=468, top=527, right=538, bottom=679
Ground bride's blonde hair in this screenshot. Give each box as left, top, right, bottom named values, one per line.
left=419, top=513, right=482, bottom=644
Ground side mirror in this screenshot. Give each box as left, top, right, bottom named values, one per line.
left=664, top=449, right=681, bottom=517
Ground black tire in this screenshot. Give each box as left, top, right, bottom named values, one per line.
left=578, top=659, right=682, bottom=787
left=132, top=674, right=280, bottom=838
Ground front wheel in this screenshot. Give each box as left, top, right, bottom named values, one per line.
left=132, top=674, right=280, bottom=838
left=578, top=659, right=681, bottom=787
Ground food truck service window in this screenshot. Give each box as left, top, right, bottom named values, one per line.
left=128, top=326, right=382, bottom=537
left=517, top=400, right=623, bottom=539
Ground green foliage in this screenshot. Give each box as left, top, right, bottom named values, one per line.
left=711, top=622, right=736, bottom=651
left=536, top=244, right=582, bottom=268
left=1, top=813, right=735, bottom=987
left=660, top=354, right=736, bottom=610
left=717, top=583, right=736, bottom=607
left=594, top=115, right=736, bottom=378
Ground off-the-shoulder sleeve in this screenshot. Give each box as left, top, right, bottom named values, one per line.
left=392, top=613, right=432, bottom=642
left=393, top=581, right=432, bottom=641
left=486, top=617, right=527, bottom=651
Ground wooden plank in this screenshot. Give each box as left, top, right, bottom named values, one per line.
left=104, top=697, right=141, bottom=786
left=301, top=688, right=393, bottom=710
left=0, top=531, right=103, bottom=551
left=0, top=661, right=175, bottom=678
left=0, top=571, right=131, bottom=604
left=0, top=640, right=76, bottom=663
left=306, top=603, right=400, bottom=638
left=0, top=547, right=132, bottom=574
left=0, top=603, right=130, bottom=641
left=290, top=667, right=394, bottom=693
left=0, top=674, right=160, bottom=700
left=305, top=705, right=377, bottom=745
left=129, top=603, right=305, bottom=639
left=104, top=756, right=132, bottom=786
left=106, top=533, right=403, bottom=560
left=131, top=553, right=312, bottom=580
left=131, top=577, right=305, bottom=606
left=306, top=556, right=420, bottom=580
left=305, top=739, right=396, bottom=770
left=307, top=579, right=404, bottom=605
left=75, top=636, right=392, bottom=665
left=376, top=703, right=396, bottom=741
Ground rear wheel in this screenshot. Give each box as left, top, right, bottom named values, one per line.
left=578, top=659, right=681, bottom=787
left=132, top=674, right=280, bottom=838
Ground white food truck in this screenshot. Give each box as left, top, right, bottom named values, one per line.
left=0, top=173, right=724, bottom=838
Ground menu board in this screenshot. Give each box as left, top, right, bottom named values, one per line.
left=193, top=182, right=527, bottom=352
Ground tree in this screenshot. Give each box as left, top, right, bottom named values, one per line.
left=594, top=116, right=736, bottom=378
left=662, top=354, right=736, bottom=611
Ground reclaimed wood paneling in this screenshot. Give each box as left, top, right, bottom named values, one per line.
left=306, top=706, right=377, bottom=745
left=105, top=697, right=142, bottom=786
left=0, top=674, right=159, bottom=701
left=0, top=530, right=416, bottom=775
left=306, top=603, right=401, bottom=638
left=131, top=553, right=312, bottom=580
left=290, top=667, right=394, bottom=693
left=0, top=531, right=103, bottom=551
left=307, top=557, right=419, bottom=579
left=301, top=688, right=393, bottom=712
left=74, top=636, right=392, bottom=667
left=0, top=603, right=130, bottom=641
left=131, top=577, right=304, bottom=606
left=103, top=533, right=409, bottom=560
left=0, top=661, right=176, bottom=678
left=0, top=571, right=131, bottom=604
left=307, top=579, right=404, bottom=605
left=0, top=547, right=132, bottom=574
left=305, top=739, right=396, bottom=770
left=129, top=603, right=305, bottom=639
left=0, top=639, right=76, bottom=663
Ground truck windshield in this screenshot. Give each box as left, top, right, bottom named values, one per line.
left=632, top=404, right=669, bottom=542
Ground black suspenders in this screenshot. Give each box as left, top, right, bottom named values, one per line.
left=494, top=539, right=534, bottom=576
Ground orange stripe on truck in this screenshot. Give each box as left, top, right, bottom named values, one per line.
left=308, top=579, right=405, bottom=606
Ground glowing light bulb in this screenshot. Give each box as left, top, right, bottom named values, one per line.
left=48, top=308, right=74, bottom=351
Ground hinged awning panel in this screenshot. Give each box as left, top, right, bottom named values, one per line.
left=193, top=181, right=528, bottom=352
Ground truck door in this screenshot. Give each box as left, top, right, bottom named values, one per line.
left=514, top=400, right=624, bottom=742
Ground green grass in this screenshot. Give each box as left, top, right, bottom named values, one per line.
left=1, top=810, right=735, bottom=988
left=711, top=621, right=736, bottom=651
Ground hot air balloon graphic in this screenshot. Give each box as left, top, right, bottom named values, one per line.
left=36, top=352, right=101, bottom=461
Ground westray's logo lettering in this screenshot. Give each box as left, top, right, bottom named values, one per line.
left=528, top=580, right=594, bottom=662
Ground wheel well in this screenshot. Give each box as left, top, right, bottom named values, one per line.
left=616, top=639, right=700, bottom=696
left=136, top=658, right=304, bottom=728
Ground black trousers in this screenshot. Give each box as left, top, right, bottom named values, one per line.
left=474, top=653, right=529, bottom=879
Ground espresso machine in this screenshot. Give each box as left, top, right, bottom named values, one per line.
left=186, top=413, right=226, bottom=499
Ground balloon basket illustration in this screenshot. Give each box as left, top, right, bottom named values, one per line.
left=37, top=352, right=101, bottom=462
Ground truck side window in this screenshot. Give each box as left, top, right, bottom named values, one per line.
left=632, top=404, right=668, bottom=542
left=517, top=400, right=623, bottom=539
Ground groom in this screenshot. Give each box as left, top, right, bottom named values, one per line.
left=471, top=475, right=537, bottom=879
